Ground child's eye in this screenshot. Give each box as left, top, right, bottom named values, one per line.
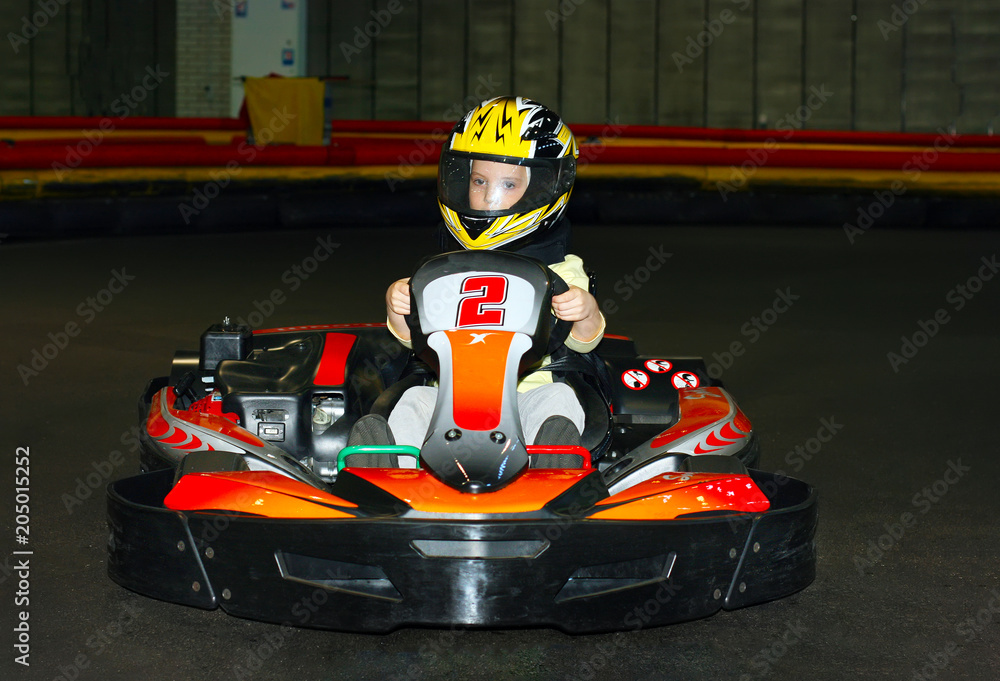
left=502, top=181, right=516, bottom=190
left=472, top=178, right=485, bottom=187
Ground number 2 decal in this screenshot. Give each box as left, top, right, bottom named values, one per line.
left=456, top=275, right=508, bottom=327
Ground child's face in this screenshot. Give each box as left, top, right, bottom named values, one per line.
left=468, top=160, right=528, bottom=211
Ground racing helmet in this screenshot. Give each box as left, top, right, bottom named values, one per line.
left=438, top=96, right=578, bottom=251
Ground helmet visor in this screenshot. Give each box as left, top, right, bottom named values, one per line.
left=438, top=151, right=576, bottom=218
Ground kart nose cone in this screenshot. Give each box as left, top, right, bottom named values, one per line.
left=421, top=436, right=529, bottom=494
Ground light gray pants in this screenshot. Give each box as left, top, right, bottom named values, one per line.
left=388, top=382, right=585, bottom=449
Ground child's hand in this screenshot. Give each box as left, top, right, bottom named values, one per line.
left=386, top=278, right=412, bottom=342
left=386, top=278, right=411, bottom=316
left=553, top=286, right=604, bottom=344
left=552, top=286, right=598, bottom=322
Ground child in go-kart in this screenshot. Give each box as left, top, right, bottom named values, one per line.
left=384, top=96, right=605, bottom=449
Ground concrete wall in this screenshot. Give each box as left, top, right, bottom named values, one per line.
left=0, top=0, right=997, bottom=132
left=0, top=0, right=175, bottom=117
left=308, top=0, right=1000, bottom=133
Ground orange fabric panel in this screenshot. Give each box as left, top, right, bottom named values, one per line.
left=445, top=329, right=515, bottom=431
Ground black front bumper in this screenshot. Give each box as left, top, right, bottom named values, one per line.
left=107, top=469, right=816, bottom=633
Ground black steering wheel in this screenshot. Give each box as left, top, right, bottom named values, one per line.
left=404, top=251, right=575, bottom=366
left=546, top=269, right=574, bottom=357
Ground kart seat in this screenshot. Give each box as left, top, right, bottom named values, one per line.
left=564, top=372, right=612, bottom=456
left=368, top=372, right=428, bottom=420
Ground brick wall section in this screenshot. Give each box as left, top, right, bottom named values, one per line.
left=176, top=0, right=231, bottom=117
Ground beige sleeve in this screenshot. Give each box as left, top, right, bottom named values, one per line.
left=386, top=317, right=413, bottom=349
left=550, top=254, right=605, bottom=354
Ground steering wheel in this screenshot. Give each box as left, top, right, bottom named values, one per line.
left=546, top=269, right=574, bottom=357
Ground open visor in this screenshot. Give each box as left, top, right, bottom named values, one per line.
left=438, top=151, right=576, bottom=217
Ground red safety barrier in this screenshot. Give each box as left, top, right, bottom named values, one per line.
left=327, top=135, right=1000, bottom=171
left=580, top=145, right=1000, bottom=172
left=2, top=118, right=1000, bottom=173
left=3, top=115, right=998, bottom=148
left=9, top=136, right=211, bottom=147
left=4, top=140, right=1000, bottom=172
left=0, top=116, right=246, bottom=130
left=325, top=118, right=1000, bottom=149
left=569, top=124, right=1000, bottom=149
left=0, top=144, right=336, bottom=169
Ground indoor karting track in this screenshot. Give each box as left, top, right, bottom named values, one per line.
left=2, top=223, right=998, bottom=681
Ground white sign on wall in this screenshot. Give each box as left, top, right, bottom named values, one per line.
left=230, top=0, right=308, bottom=117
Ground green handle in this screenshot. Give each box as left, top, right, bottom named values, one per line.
left=336, top=445, right=421, bottom=472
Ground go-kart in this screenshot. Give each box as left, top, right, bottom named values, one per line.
left=107, top=250, right=816, bottom=633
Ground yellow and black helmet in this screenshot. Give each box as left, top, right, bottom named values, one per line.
left=438, top=96, right=578, bottom=251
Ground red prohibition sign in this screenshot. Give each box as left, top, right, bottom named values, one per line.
left=644, top=359, right=672, bottom=373
left=671, top=371, right=700, bottom=389
left=622, top=369, right=650, bottom=390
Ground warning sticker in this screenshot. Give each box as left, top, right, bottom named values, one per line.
left=622, top=369, right=650, bottom=390
left=671, top=371, right=700, bottom=389
left=644, top=359, right=672, bottom=373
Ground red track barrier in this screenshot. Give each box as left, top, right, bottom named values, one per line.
left=2, top=116, right=999, bottom=173
left=0, top=116, right=246, bottom=130
left=324, top=118, right=1000, bottom=148
left=9, top=136, right=211, bottom=147
left=7, top=140, right=998, bottom=172
left=0, top=144, right=334, bottom=169
left=580, top=145, right=1000, bottom=172
left=4, top=115, right=997, bottom=147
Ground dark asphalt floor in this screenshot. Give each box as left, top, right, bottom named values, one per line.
left=1, top=222, right=998, bottom=681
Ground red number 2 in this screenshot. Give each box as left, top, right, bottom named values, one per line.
left=456, top=275, right=508, bottom=327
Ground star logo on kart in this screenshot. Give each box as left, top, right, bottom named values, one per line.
left=468, top=332, right=495, bottom=345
